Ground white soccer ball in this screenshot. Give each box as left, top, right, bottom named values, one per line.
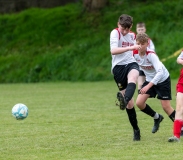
left=12, top=103, right=28, bottom=120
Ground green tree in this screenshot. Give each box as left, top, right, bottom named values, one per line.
left=83, top=0, right=108, bottom=11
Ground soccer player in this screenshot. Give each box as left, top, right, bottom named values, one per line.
left=134, top=33, right=176, bottom=134
left=136, top=22, right=155, bottom=51
left=110, top=14, right=142, bottom=141
left=168, top=50, right=183, bottom=142
left=136, top=22, right=155, bottom=93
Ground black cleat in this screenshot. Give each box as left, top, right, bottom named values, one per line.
left=133, top=129, right=141, bottom=141
left=152, top=114, right=164, bottom=133
left=116, top=92, right=127, bottom=110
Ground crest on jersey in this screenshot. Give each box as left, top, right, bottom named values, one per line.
left=118, top=83, right=123, bottom=89
left=146, top=58, right=150, bottom=64
left=131, top=35, right=133, bottom=41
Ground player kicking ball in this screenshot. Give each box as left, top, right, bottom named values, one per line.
left=134, top=33, right=176, bottom=134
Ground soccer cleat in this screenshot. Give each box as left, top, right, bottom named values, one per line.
left=116, top=92, right=127, bottom=110
left=152, top=114, right=164, bottom=133
left=168, top=136, right=180, bottom=142
left=133, top=129, right=141, bottom=141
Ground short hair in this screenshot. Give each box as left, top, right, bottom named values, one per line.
left=118, top=14, right=133, bottom=29
left=136, top=33, right=149, bottom=44
left=136, top=22, right=146, bottom=28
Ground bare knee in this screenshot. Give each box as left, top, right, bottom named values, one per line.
left=136, top=99, right=144, bottom=110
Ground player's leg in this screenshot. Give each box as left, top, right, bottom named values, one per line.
left=175, top=93, right=183, bottom=136
left=116, top=62, right=139, bottom=110
left=137, top=70, right=145, bottom=92
left=124, top=63, right=139, bottom=103
left=117, top=90, right=141, bottom=141
left=126, top=98, right=140, bottom=141
left=113, top=65, right=128, bottom=110
left=160, top=100, right=175, bottom=121
left=113, top=64, right=140, bottom=141
left=155, top=76, right=175, bottom=121
left=136, top=93, right=163, bottom=133
left=168, top=92, right=183, bottom=142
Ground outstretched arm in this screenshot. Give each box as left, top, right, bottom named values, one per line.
left=111, top=45, right=141, bottom=55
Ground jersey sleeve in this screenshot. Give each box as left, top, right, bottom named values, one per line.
left=110, top=29, right=119, bottom=51
left=148, top=39, right=155, bottom=51
left=148, top=53, right=164, bottom=85
left=177, top=50, right=183, bottom=59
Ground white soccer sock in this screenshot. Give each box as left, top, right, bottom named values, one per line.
left=153, top=113, right=159, bottom=119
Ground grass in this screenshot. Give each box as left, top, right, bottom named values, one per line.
left=0, top=80, right=183, bottom=160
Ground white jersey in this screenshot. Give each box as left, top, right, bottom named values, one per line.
left=133, top=48, right=169, bottom=85
left=148, top=38, right=155, bottom=51
left=110, top=28, right=136, bottom=71
left=177, top=50, right=183, bottom=59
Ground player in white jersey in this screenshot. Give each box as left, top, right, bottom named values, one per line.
left=136, top=22, right=155, bottom=93
left=134, top=33, right=176, bottom=134
left=136, top=22, right=155, bottom=50
left=168, top=50, right=183, bottom=142
left=110, top=14, right=141, bottom=141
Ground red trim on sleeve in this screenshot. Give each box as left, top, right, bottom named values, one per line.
left=146, top=51, right=156, bottom=55
left=129, top=31, right=136, bottom=40
left=115, top=28, right=120, bottom=40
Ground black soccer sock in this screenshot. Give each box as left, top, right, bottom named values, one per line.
left=141, top=104, right=156, bottom=117
left=124, top=83, right=136, bottom=103
left=126, top=107, right=139, bottom=130
left=169, top=110, right=176, bottom=122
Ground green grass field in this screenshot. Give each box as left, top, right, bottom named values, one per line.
left=0, top=80, right=183, bottom=160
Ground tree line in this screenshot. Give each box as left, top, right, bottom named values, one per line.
left=0, top=0, right=108, bottom=14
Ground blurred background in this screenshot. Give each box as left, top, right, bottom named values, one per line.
left=0, top=0, right=182, bottom=83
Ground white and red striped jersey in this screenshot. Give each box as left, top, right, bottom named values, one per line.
left=133, top=48, right=169, bottom=85
left=148, top=38, right=155, bottom=51
left=110, top=28, right=136, bottom=71
left=177, top=50, right=183, bottom=59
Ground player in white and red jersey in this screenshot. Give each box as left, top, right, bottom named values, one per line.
left=136, top=22, right=155, bottom=51
left=134, top=33, right=176, bottom=134
left=110, top=14, right=141, bottom=141
left=168, top=50, right=183, bottom=142
left=136, top=22, right=155, bottom=93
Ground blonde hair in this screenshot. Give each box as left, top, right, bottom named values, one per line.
left=136, top=33, right=149, bottom=44
left=136, top=22, right=146, bottom=28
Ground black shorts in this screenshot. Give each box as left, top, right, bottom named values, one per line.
left=141, top=76, right=172, bottom=100
left=139, top=70, right=145, bottom=76
left=113, top=62, right=139, bottom=90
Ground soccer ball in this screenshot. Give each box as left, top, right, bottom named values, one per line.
left=12, top=103, right=28, bottom=120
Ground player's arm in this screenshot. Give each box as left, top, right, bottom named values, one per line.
left=177, top=58, right=183, bottom=65
left=150, top=54, right=164, bottom=85
left=177, top=51, right=183, bottom=65
left=140, top=54, right=162, bottom=94
left=111, top=45, right=141, bottom=55
left=140, top=81, right=154, bottom=94
left=149, top=40, right=155, bottom=51
left=110, top=30, right=141, bottom=55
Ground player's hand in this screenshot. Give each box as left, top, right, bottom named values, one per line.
left=132, top=45, right=141, bottom=50
left=139, top=86, right=149, bottom=94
